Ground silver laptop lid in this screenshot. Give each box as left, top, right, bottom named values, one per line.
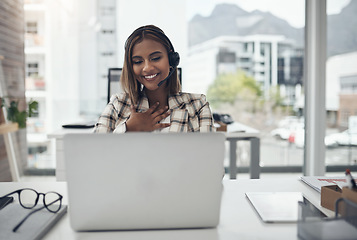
left=64, top=132, right=225, bottom=231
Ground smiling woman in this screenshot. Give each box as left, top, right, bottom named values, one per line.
left=93, top=25, right=215, bottom=133
left=131, top=39, right=171, bottom=92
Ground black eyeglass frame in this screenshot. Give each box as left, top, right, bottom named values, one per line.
left=0, top=188, right=63, bottom=232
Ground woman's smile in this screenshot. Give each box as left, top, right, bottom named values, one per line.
left=144, top=73, right=159, bottom=81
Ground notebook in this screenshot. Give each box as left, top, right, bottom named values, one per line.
left=300, top=176, right=349, bottom=192
left=0, top=203, right=67, bottom=240
left=63, top=132, right=225, bottom=231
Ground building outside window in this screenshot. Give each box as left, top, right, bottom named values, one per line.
left=187, top=0, right=356, bottom=173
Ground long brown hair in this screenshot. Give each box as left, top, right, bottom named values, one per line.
left=120, top=25, right=181, bottom=104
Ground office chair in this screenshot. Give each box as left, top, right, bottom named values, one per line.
left=107, top=67, right=182, bottom=103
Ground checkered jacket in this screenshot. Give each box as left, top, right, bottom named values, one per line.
left=93, top=92, right=215, bottom=133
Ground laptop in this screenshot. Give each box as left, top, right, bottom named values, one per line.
left=63, top=132, right=225, bottom=231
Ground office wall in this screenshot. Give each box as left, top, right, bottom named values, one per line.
left=0, top=0, right=27, bottom=181
left=44, top=0, right=81, bottom=131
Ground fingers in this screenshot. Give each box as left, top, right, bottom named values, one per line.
left=152, top=109, right=171, bottom=131
left=153, top=109, right=170, bottom=123
left=147, top=103, right=170, bottom=122
left=151, top=105, right=169, bottom=118
left=153, top=123, right=171, bottom=130
left=128, top=102, right=171, bottom=131
left=146, top=102, right=160, bottom=114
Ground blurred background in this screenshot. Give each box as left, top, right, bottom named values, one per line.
left=0, top=0, right=356, bottom=179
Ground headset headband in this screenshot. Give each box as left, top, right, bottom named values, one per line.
left=125, top=26, right=175, bottom=53
left=125, top=25, right=180, bottom=69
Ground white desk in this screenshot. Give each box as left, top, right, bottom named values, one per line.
left=225, top=122, right=260, bottom=179
left=0, top=178, right=334, bottom=240
left=48, top=124, right=260, bottom=181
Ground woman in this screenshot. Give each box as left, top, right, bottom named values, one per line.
left=94, top=25, right=215, bottom=133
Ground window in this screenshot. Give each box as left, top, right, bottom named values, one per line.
left=340, top=110, right=350, bottom=127
left=218, top=50, right=236, bottom=63
left=26, top=62, right=39, bottom=77
left=243, top=43, right=249, bottom=52
left=101, top=30, right=115, bottom=34
left=26, top=22, right=38, bottom=34
left=22, top=0, right=355, bottom=177
left=240, top=57, right=250, bottom=62
left=187, top=1, right=307, bottom=173
left=325, top=0, right=357, bottom=170
left=101, top=52, right=114, bottom=56
left=340, top=75, right=357, bottom=94
left=260, top=43, right=265, bottom=56
left=100, top=6, right=115, bottom=16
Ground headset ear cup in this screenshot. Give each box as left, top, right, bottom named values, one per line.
left=169, top=52, right=180, bottom=68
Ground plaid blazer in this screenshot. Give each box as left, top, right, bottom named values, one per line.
left=93, top=92, right=215, bottom=133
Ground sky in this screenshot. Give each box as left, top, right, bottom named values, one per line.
left=186, top=0, right=351, bottom=28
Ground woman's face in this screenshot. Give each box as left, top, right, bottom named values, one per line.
left=131, top=38, right=170, bottom=91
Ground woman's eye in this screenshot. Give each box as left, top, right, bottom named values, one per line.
left=151, top=56, right=161, bottom=61
left=133, top=60, right=143, bottom=64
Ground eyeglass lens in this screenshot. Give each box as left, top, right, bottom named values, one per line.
left=19, top=189, right=37, bottom=208
left=18, top=189, right=61, bottom=212
left=44, top=192, right=61, bottom=212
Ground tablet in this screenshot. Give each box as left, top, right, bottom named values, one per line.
left=245, top=192, right=326, bottom=223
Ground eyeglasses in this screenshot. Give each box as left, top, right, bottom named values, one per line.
left=0, top=188, right=63, bottom=232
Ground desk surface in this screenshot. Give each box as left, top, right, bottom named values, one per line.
left=226, top=121, right=259, bottom=137
left=0, top=178, right=333, bottom=240
left=48, top=122, right=260, bottom=139
left=48, top=128, right=94, bottom=139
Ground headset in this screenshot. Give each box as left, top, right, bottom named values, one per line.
left=124, top=26, right=180, bottom=86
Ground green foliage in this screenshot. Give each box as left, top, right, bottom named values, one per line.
left=1, top=98, right=38, bottom=128
left=269, top=85, right=285, bottom=109
left=207, top=70, right=262, bottom=108
left=28, top=101, right=39, bottom=117
left=207, top=73, right=240, bottom=105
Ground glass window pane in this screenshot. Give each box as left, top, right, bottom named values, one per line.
left=326, top=0, right=357, bottom=167
left=23, top=0, right=356, bottom=178
left=187, top=0, right=305, bottom=174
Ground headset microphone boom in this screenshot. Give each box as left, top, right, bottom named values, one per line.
left=157, top=50, right=180, bottom=87
left=157, top=67, right=174, bottom=87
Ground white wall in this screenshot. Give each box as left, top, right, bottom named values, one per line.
left=77, top=0, right=99, bottom=118
left=46, top=0, right=80, bottom=131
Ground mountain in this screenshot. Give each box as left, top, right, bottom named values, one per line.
left=189, top=2, right=357, bottom=57
left=328, top=0, right=357, bottom=56
left=189, top=3, right=304, bottom=47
